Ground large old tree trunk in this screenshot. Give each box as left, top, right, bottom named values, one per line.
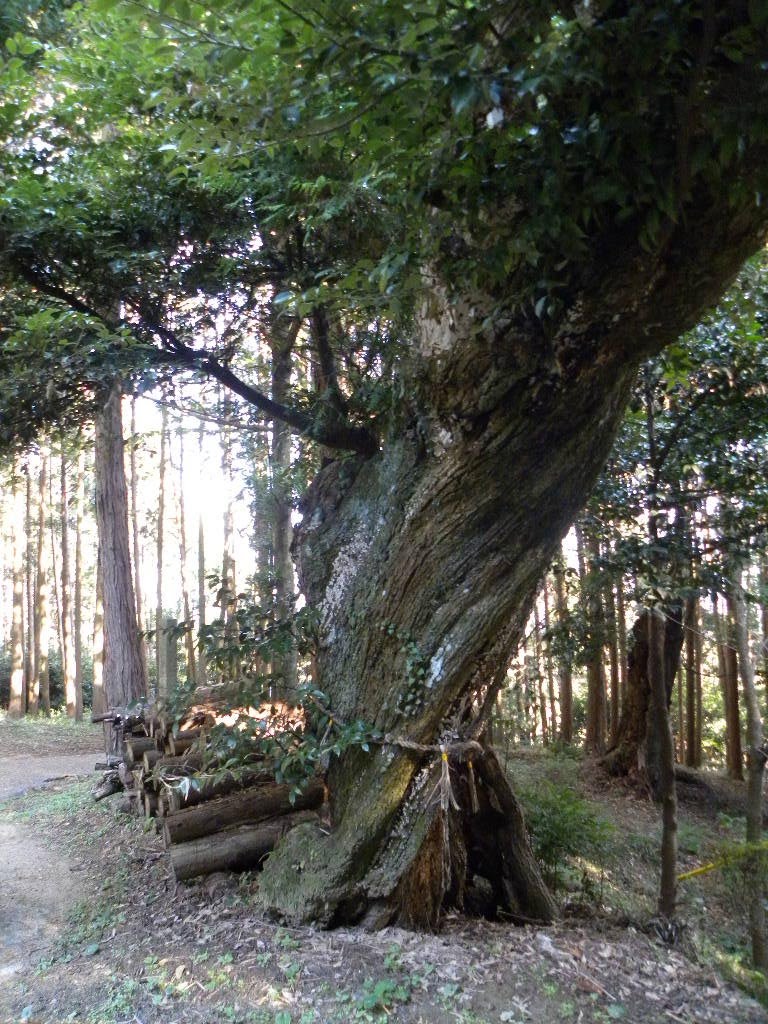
left=256, top=179, right=767, bottom=928
left=258, top=285, right=649, bottom=927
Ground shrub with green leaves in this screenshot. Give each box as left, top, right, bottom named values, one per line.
left=519, top=781, right=613, bottom=888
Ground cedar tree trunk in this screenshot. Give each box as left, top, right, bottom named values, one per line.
left=603, top=607, right=684, bottom=791
left=729, top=568, right=768, bottom=969
left=553, top=551, right=573, bottom=743
left=648, top=608, right=678, bottom=919
left=270, top=309, right=299, bottom=702
left=8, top=458, right=26, bottom=719
left=94, top=382, right=147, bottom=745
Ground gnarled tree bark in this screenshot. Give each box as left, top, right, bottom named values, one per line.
left=257, top=155, right=768, bottom=926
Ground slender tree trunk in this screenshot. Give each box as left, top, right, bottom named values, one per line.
left=694, top=609, right=703, bottom=767
left=553, top=548, right=573, bottom=743
left=24, top=461, right=34, bottom=702
left=49, top=454, right=62, bottom=674
left=644, top=376, right=678, bottom=915
left=729, top=565, right=768, bottom=969
left=34, top=457, right=49, bottom=715
left=721, top=600, right=744, bottom=781
left=605, top=576, right=621, bottom=743
left=197, top=417, right=207, bottom=688
left=129, top=397, right=143, bottom=632
left=94, top=382, right=147, bottom=748
left=60, top=451, right=79, bottom=719
left=542, top=578, right=558, bottom=740
left=129, top=395, right=149, bottom=681
left=74, top=448, right=85, bottom=717
left=761, top=553, right=768, bottom=721
left=648, top=608, right=678, bottom=919
left=248, top=425, right=274, bottom=686
left=219, top=390, right=236, bottom=633
left=0, top=499, right=6, bottom=662
left=156, top=401, right=168, bottom=697
left=675, top=664, right=684, bottom=763
left=616, top=576, right=628, bottom=705
left=533, top=600, right=548, bottom=744
left=92, top=550, right=105, bottom=717
left=175, top=422, right=197, bottom=683
left=684, top=596, right=698, bottom=768
left=8, top=458, right=26, bottom=718
left=271, top=309, right=299, bottom=701
left=714, top=594, right=729, bottom=697
left=583, top=528, right=607, bottom=755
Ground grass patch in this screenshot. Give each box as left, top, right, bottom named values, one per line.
left=1, top=780, right=104, bottom=822
left=0, top=709, right=103, bottom=756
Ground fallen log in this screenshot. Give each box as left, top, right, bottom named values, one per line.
left=124, top=736, right=159, bottom=767
left=170, top=810, right=318, bottom=881
left=163, top=778, right=326, bottom=847
left=162, top=767, right=271, bottom=813
left=150, top=752, right=204, bottom=776
left=142, top=749, right=165, bottom=773
left=91, top=711, right=117, bottom=724
left=99, top=707, right=150, bottom=732
left=167, top=729, right=201, bottom=757
left=93, top=771, right=122, bottom=802
left=149, top=767, right=200, bottom=801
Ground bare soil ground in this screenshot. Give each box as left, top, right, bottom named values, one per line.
left=0, top=718, right=104, bottom=1002
left=0, top=721, right=766, bottom=1024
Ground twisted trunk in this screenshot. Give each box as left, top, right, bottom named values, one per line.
left=259, top=291, right=637, bottom=928
left=258, top=126, right=767, bottom=928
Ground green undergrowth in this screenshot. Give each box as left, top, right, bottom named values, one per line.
left=510, top=748, right=768, bottom=1008
left=518, top=779, right=614, bottom=890
left=510, top=749, right=622, bottom=908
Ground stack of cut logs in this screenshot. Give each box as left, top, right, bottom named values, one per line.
left=92, top=702, right=325, bottom=883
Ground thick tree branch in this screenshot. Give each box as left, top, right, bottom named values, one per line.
left=13, top=263, right=118, bottom=325
left=14, top=264, right=379, bottom=456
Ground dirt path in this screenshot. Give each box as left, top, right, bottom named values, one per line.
left=0, top=752, right=99, bottom=989
left=1, top=732, right=767, bottom=1024
left=0, top=752, right=100, bottom=801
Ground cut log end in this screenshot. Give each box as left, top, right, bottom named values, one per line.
left=169, top=811, right=319, bottom=882
left=163, top=778, right=325, bottom=847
